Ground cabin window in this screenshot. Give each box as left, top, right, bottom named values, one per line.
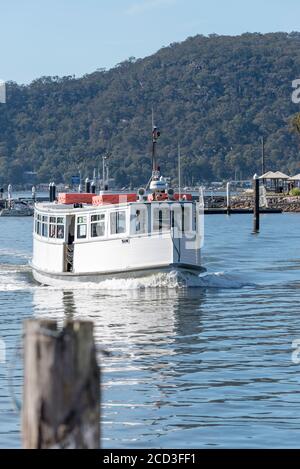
left=171, top=207, right=181, bottom=231
left=57, top=217, right=64, bottom=239
left=77, top=216, right=87, bottom=239
left=171, top=205, right=193, bottom=233
left=57, top=225, right=65, bottom=239
left=132, top=208, right=147, bottom=234
left=183, top=206, right=193, bottom=232
left=153, top=207, right=170, bottom=232
left=36, top=214, right=41, bottom=235
left=49, top=216, right=56, bottom=238
left=49, top=224, right=56, bottom=238
left=110, top=211, right=126, bottom=235
left=48, top=216, right=65, bottom=239
left=35, top=214, right=41, bottom=235
left=42, top=215, right=48, bottom=237
left=91, top=214, right=105, bottom=238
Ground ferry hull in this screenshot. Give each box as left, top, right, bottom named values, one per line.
left=31, top=264, right=206, bottom=287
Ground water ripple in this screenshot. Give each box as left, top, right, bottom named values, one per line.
left=1, top=214, right=300, bottom=448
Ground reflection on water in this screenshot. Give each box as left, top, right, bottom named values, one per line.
left=33, top=287, right=205, bottom=362
left=33, top=287, right=207, bottom=447
left=32, top=283, right=300, bottom=449
left=2, top=214, right=300, bottom=447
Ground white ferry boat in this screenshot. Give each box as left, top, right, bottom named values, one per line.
left=32, top=128, right=205, bottom=286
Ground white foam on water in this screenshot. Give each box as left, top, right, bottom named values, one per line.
left=0, top=263, right=34, bottom=292
left=48, top=270, right=253, bottom=291
left=92, top=271, right=189, bottom=290
left=0, top=277, right=33, bottom=292
left=28, top=271, right=190, bottom=291
left=0, top=262, right=253, bottom=292
left=196, top=272, right=254, bottom=289
left=0, top=264, right=31, bottom=273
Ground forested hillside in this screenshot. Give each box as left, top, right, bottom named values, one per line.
left=1, top=32, right=300, bottom=186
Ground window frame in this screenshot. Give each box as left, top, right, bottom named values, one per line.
left=34, top=212, right=66, bottom=241
left=76, top=215, right=88, bottom=240
left=130, top=206, right=149, bottom=236
left=182, top=204, right=193, bottom=233
left=41, top=215, right=49, bottom=238
left=152, top=205, right=171, bottom=233
left=91, top=213, right=106, bottom=239
left=109, top=210, right=128, bottom=237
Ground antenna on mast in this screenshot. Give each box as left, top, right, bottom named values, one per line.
left=146, top=109, right=161, bottom=190
left=151, top=108, right=160, bottom=177
left=178, top=143, right=181, bottom=201
left=151, top=107, right=154, bottom=130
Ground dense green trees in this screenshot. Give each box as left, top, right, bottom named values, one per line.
left=1, top=32, right=300, bottom=186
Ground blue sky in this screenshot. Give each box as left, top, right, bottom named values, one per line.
left=1, top=0, right=300, bottom=84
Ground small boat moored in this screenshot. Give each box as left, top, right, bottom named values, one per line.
left=0, top=203, right=34, bottom=217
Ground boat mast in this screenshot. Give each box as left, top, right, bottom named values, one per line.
left=151, top=108, right=160, bottom=180
left=102, top=156, right=105, bottom=190
left=102, top=152, right=111, bottom=191
left=178, top=143, right=181, bottom=201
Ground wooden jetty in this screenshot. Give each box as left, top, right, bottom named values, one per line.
left=204, top=208, right=282, bottom=215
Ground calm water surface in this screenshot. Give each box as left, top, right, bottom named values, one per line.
left=1, top=213, right=300, bottom=448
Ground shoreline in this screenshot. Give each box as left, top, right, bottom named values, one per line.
left=205, top=195, right=300, bottom=213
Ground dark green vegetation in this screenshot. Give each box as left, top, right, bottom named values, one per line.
left=1, top=32, right=300, bottom=186
left=290, top=188, right=300, bottom=196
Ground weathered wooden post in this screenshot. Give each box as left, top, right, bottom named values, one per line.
left=253, top=174, right=260, bottom=233
left=226, top=182, right=231, bottom=215
left=22, top=319, right=100, bottom=449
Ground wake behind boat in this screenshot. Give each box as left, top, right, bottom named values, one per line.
left=32, top=125, right=205, bottom=286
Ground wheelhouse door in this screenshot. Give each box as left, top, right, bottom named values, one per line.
left=64, top=215, right=75, bottom=272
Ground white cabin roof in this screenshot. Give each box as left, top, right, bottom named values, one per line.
left=35, top=199, right=194, bottom=215
left=35, top=202, right=133, bottom=215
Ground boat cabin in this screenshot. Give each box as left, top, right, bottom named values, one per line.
left=32, top=197, right=202, bottom=279
left=34, top=200, right=197, bottom=243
